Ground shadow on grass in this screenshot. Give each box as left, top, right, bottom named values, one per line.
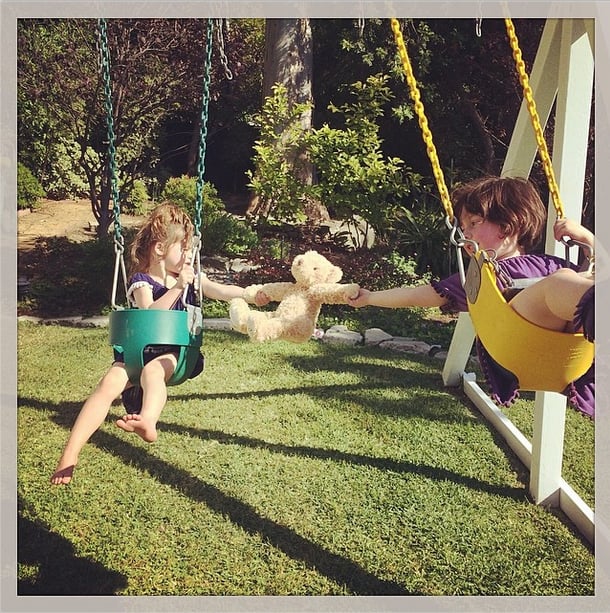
left=158, top=422, right=526, bottom=502
left=22, top=393, right=526, bottom=503
left=22, top=397, right=409, bottom=595
left=17, top=496, right=128, bottom=595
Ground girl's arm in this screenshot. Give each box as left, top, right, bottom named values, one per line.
left=200, top=274, right=270, bottom=306
left=348, top=283, right=447, bottom=309
left=200, top=274, right=245, bottom=302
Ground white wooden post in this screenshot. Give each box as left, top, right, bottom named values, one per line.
left=527, top=18, right=593, bottom=508
left=529, top=392, right=567, bottom=505
left=442, top=312, right=475, bottom=387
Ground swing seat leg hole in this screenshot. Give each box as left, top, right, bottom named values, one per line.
left=121, top=386, right=143, bottom=414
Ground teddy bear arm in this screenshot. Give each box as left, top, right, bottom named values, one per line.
left=313, top=282, right=360, bottom=304
left=258, top=282, right=294, bottom=302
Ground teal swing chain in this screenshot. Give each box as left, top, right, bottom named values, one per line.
left=97, top=18, right=215, bottom=308
left=194, top=18, right=214, bottom=248
left=97, top=18, right=128, bottom=308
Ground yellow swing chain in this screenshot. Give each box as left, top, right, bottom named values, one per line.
left=390, top=18, right=454, bottom=224
left=504, top=18, right=565, bottom=220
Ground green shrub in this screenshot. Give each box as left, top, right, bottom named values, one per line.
left=306, top=75, right=421, bottom=241
left=161, top=176, right=258, bottom=257
left=121, top=179, right=150, bottom=215
left=161, top=175, right=224, bottom=221
left=391, top=190, right=457, bottom=278
left=17, top=162, right=45, bottom=210
left=203, top=213, right=259, bottom=257
left=246, top=83, right=313, bottom=224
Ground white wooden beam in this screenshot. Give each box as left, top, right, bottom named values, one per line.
left=502, top=19, right=562, bottom=179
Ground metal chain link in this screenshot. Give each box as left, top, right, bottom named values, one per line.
left=194, top=19, right=214, bottom=241
left=390, top=18, right=454, bottom=223
left=505, top=18, right=565, bottom=219
left=214, top=18, right=233, bottom=80
left=97, top=18, right=124, bottom=251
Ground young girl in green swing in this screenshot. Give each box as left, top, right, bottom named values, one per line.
left=51, top=202, right=268, bottom=485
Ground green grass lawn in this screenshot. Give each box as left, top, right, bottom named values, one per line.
left=17, top=321, right=594, bottom=596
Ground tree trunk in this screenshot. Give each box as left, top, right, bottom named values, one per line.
left=248, top=18, right=329, bottom=222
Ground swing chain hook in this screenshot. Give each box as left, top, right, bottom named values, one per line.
left=561, top=237, right=595, bottom=274
left=446, top=216, right=479, bottom=287
left=475, top=17, right=483, bottom=38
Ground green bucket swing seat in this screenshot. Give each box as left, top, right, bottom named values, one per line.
left=109, top=308, right=203, bottom=386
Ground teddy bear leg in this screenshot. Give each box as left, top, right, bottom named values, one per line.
left=246, top=313, right=284, bottom=342
left=229, top=298, right=251, bottom=334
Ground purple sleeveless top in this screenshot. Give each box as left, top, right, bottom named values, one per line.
left=127, top=272, right=197, bottom=309
left=431, top=254, right=594, bottom=418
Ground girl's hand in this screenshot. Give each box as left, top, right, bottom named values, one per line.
left=176, top=263, right=195, bottom=289
left=553, top=218, right=594, bottom=247
left=347, top=288, right=371, bottom=308
left=254, top=290, right=270, bottom=307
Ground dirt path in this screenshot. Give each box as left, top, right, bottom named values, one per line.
left=17, top=199, right=144, bottom=253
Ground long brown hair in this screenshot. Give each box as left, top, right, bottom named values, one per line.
left=451, top=176, right=547, bottom=251
left=129, top=202, right=194, bottom=274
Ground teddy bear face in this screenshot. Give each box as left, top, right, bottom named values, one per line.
left=291, top=250, right=343, bottom=285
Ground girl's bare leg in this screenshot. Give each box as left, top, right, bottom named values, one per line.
left=115, top=354, right=177, bottom=443
left=51, top=363, right=129, bottom=485
left=510, top=268, right=594, bottom=332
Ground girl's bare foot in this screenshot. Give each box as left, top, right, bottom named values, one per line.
left=116, top=414, right=158, bottom=442
left=51, top=463, right=75, bottom=485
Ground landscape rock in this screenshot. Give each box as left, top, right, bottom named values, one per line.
left=363, top=327, right=394, bottom=346
left=379, top=337, right=433, bottom=355
left=322, top=324, right=363, bottom=346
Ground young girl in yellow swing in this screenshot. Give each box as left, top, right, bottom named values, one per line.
left=51, top=202, right=269, bottom=485
left=348, top=176, right=595, bottom=417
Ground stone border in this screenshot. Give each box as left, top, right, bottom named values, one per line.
left=17, top=315, right=454, bottom=362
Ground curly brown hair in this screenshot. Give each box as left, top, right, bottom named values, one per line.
left=451, top=176, right=547, bottom=252
left=129, top=202, right=194, bottom=274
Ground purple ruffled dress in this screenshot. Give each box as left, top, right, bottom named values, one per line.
left=431, top=254, right=595, bottom=418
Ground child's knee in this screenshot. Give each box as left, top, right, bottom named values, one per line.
left=141, top=354, right=176, bottom=381
left=550, top=267, right=579, bottom=282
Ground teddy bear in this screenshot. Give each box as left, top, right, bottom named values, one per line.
left=229, top=250, right=360, bottom=343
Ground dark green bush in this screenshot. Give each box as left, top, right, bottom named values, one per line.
left=17, top=162, right=46, bottom=211
left=160, top=176, right=258, bottom=257
left=120, top=179, right=150, bottom=215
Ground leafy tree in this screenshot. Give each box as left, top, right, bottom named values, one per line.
left=306, top=74, right=421, bottom=241
left=18, top=19, right=247, bottom=237
left=18, top=20, right=99, bottom=201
